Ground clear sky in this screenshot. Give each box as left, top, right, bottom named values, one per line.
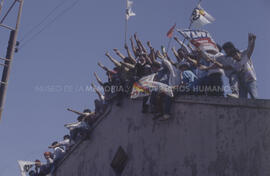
left=0, top=0, right=269, bottom=175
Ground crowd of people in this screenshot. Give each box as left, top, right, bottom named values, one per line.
left=25, top=31, right=257, bottom=175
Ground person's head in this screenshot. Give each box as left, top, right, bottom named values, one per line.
left=35, top=159, right=41, bottom=167
left=83, top=109, right=91, bottom=113
left=29, top=170, right=36, bottom=176
left=43, top=152, right=52, bottom=159
left=177, top=48, right=186, bottom=60
left=124, top=57, right=133, bottom=64
left=63, top=135, right=70, bottom=140
left=51, top=141, right=58, bottom=146
left=222, top=42, right=241, bottom=60
left=151, top=62, right=161, bottom=73
left=135, top=48, right=140, bottom=57
left=177, top=61, right=190, bottom=71
left=137, top=52, right=147, bottom=65
left=77, top=115, right=84, bottom=122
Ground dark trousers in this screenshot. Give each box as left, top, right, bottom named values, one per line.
left=205, top=73, right=224, bottom=97
left=70, top=128, right=89, bottom=142
left=161, top=94, right=172, bottom=115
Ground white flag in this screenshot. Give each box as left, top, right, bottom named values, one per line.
left=17, top=160, right=36, bottom=176
left=126, top=0, right=136, bottom=20
left=190, top=4, right=215, bottom=28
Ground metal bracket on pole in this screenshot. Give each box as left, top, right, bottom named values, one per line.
left=0, top=23, right=15, bottom=31
left=0, top=63, right=8, bottom=67
left=0, top=57, right=9, bottom=61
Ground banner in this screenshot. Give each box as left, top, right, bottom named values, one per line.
left=17, top=160, right=36, bottom=176
left=178, top=29, right=219, bottom=54
left=190, top=4, right=215, bottom=28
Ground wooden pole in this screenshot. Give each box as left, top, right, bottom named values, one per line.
left=0, top=0, right=24, bottom=120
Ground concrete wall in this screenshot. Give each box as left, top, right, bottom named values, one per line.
left=54, top=96, right=270, bottom=176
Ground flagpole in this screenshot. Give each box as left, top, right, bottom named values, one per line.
left=180, top=0, right=202, bottom=48
left=125, top=16, right=127, bottom=45
left=124, top=0, right=128, bottom=45
left=0, top=0, right=4, bottom=15
left=166, top=37, right=172, bottom=51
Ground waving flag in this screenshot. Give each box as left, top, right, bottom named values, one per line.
left=130, top=74, right=174, bottom=99
left=130, top=74, right=155, bottom=99
left=190, top=4, right=215, bottom=28
left=178, top=29, right=219, bottom=54
left=166, top=23, right=176, bottom=38
left=126, top=0, right=136, bottom=20
left=17, top=160, right=36, bottom=176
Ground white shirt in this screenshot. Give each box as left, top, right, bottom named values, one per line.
left=58, top=139, right=71, bottom=150
left=64, top=121, right=88, bottom=130
left=234, top=50, right=257, bottom=82
left=207, top=52, right=225, bottom=76
left=53, top=147, right=65, bottom=160
left=46, top=158, right=53, bottom=165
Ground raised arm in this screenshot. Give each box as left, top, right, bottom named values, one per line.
left=172, top=47, right=182, bottom=62
left=113, top=48, right=125, bottom=60
left=67, top=108, right=84, bottom=116
left=120, top=61, right=135, bottom=69
left=174, top=37, right=190, bottom=54
left=124, top=44, right=136, bottom=64
left=162, top=58, right=176, bottom=77
left=130, top=36, right=138, bottom=57
left=91, top=83, right=105, bottom=101
left=199, top=49, right=224, bottom=68
left=134, top=33, right=147, bottom=53
left=105, top=52, right=122, bottom=67
left=247, top=33, right=256, bottom=58
left=147, top=41, right=157, bottom=63
left=48, top=143, right=61, bottom=149
left=93, top=72, right=104, bottom=87
left=186, top=56, right=198, bottom=66
left=98, top=62, right=112, bottom=73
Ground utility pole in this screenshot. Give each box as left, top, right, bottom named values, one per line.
left=0, top=0, right=24, bottom=120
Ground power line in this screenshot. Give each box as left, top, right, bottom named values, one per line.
left=20, top=0, right=70, bottom=42
left=19, top=0, right=81, bottom=50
